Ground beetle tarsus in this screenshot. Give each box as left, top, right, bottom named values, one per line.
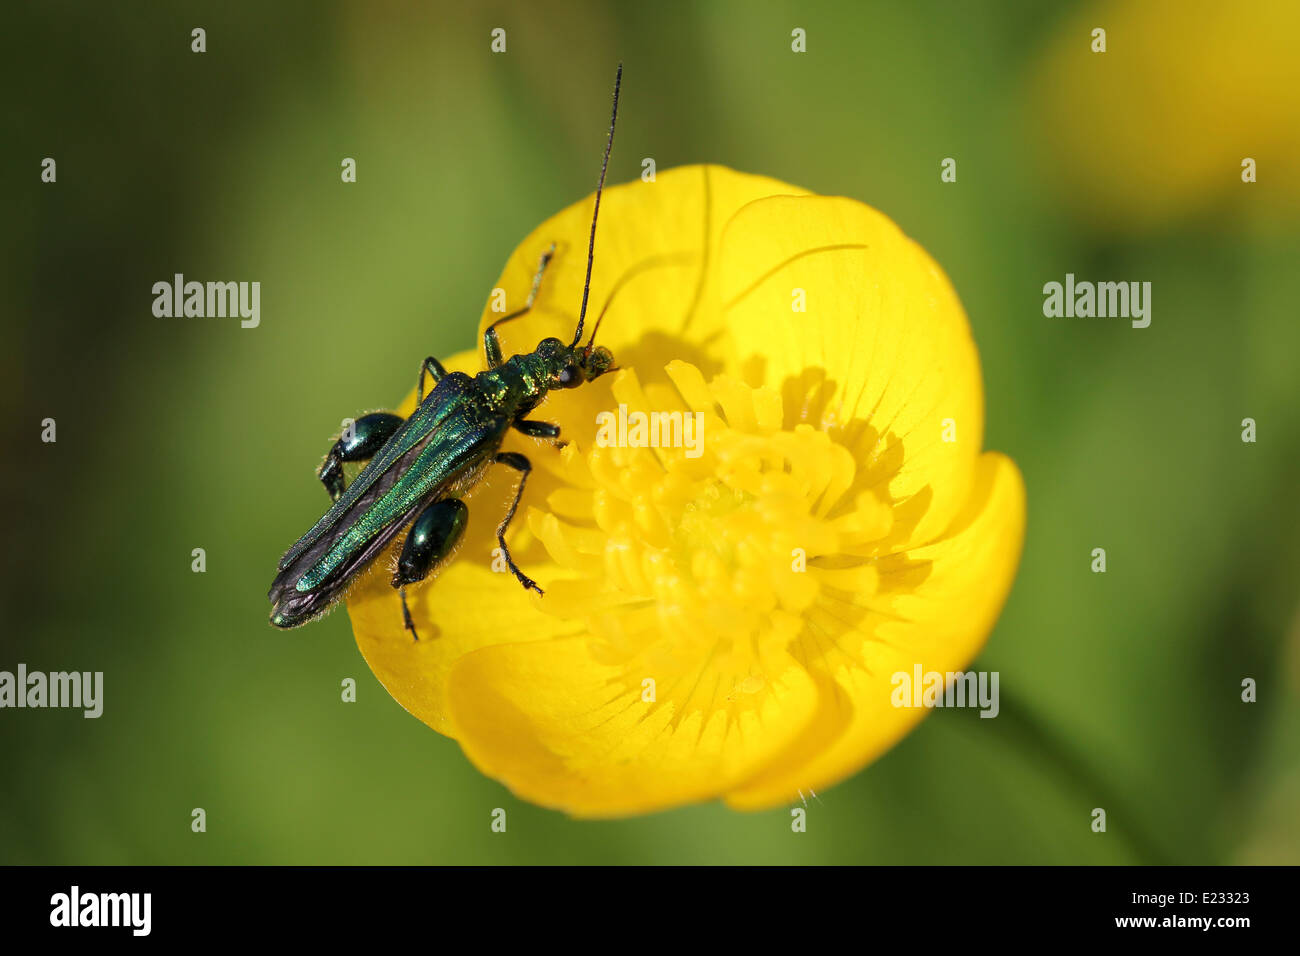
left=400, top=588, right=420, bottom=641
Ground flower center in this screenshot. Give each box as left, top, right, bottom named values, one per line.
left=529, top=361, right=893, bottom=662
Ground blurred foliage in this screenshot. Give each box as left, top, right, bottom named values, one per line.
left=2, top=0, right=1296, bottom=863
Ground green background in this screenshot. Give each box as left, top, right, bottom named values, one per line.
left=4, top=0, right=1297, bottom=864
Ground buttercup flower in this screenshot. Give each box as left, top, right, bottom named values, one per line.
left=347, top=165, right=1025, bottom=817
left=1027, top=0, right=1300, bottom=232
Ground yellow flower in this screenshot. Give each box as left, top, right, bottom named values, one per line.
left=1027, top=0, right=1300, bottom=232
left=347, top=165, right=1025, bottom=817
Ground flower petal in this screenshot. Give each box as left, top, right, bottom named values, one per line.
left=445, top=637, right=820, bottom=818
left=722, top=451, right=1026, bottom=810
left=718, top=194, right=985, bottom=549
left=474, top=165, right=808, bottom=379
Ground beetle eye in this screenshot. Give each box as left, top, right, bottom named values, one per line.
left=557, top=364, right=577, bottom=385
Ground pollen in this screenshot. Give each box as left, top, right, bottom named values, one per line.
left=528, top=360, right=893, bottom=666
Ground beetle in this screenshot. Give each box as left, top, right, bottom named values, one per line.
left=268, top=65, right=623, bottom=640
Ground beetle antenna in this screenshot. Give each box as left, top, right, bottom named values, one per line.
left=584, top=296, right=613, bottom=356
left=571, top=62, right=622, bottom=349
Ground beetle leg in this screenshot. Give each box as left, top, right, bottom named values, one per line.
left=483, top=243, right=556, bottom=368
left=492, top=451, right=543, bottom=595
left=514, top=418, right=566, bottom=449
left=417, top=356, right=447, bottom=402
left=318, top=412, right=405, bottom=501
left=399, top=589, right=419, bottom=642
left=391, top=498, right=470, bottom=641
left=392, top=499, right=470, bottom=588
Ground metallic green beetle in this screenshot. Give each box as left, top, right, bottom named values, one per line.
left=269, top=66, right=622, bottom=639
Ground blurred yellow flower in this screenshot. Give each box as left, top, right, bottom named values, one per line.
left=347, top=165, right=1025, bottom=816
left=1028, top=0, right=1300, bottom=233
